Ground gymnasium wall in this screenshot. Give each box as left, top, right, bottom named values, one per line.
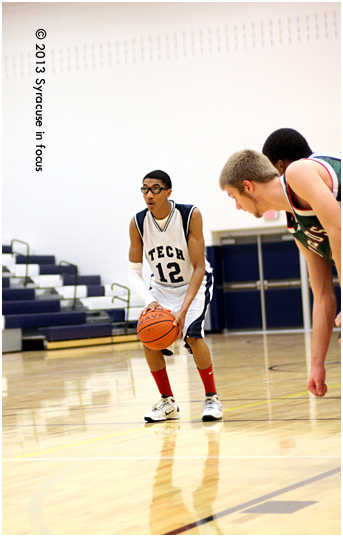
left=2, top=2, right=341, bottom=287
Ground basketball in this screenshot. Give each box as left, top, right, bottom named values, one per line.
left=137, top=308, right=179, bottom=350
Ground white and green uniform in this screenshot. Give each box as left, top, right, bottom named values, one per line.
left=281, top=152, right=341, bottom=264
left=134, top=201, right=213, bottom=340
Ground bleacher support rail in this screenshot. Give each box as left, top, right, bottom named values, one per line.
left=111, top=283, right=131, bottom=332
left=11, top=239, right=30, bottom=287
left=59, top=261, right=78, bottom=310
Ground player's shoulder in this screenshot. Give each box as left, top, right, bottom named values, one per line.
left=134, top=208, right=149, bottom=235
left=135, top=207, right=148, bottom=218
left=174, top=202, right=198, bottom=216
left=173, top=203, right=199, bottom=237
left=174, top=202, right=196, bottom=211
left=134, top=208, right=149, bottom=225
left=286, top=157, right=325, bottom=179
left=174, top=203, right=200, bottom=223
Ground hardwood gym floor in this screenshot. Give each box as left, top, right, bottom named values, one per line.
left=2, top=331, right=341, bottom=535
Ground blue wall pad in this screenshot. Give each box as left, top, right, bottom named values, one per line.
left=15, top=255, right=55, bottom=264
left=105, top=309, right=125, bottom=322
left=262, top=240, right=300, bottom=280
left=2, top=245, right=12, bottom=253
left=39, top=323, right=113, bottom=341
left=5, top=311, right=86, bottom=329
left=331, top=265, right=341, bottom=310
left=334, top=286, right=341, bottom=312
left=87, top=285, right=105, bottom=297
left=39, top=265, right=76, bottom=275
left=63, top=275, right=101, bottom=286
left=206, top=246, right=225, bottom=331
left=222, top=243, right=259, bottom=282
left=332, top=264, right=339, bottom=278
left=265, top=288, right=303, bottom=328
left=209, top=287, right=226, bottom=331
left=3, top=288, right=35, bottom=301
left=2, top=300, right=61, bottom=315
left=2, top=277, right=10, bottom=288
left=225, top=290, right=262, bottom=329
left=206, top=246, right=223, bottom=286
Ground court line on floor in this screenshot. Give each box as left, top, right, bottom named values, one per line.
left=222, top=385, right=341, bottom=414
left=27, top=459, right=86, bottom=535
left=3, top=385, right=340, bottom=461
left=23, top=460, right=342, bottom=535
left=164, top=466, right=341, bottom=535
left=2, top=426, right=146, bottom=460
left=3, top=455, right=340, bottom=461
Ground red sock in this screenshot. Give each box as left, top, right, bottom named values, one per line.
left=197, top=363, right=217, bottom=395
left=151, top=367, right=173, bottom=397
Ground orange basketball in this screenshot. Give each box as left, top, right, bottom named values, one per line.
left=137, top=308, right=179, bottom=350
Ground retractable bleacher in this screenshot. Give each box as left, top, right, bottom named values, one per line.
left=2, top=243, right=142, bottom=352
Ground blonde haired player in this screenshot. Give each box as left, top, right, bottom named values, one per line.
left=220, top=149, right=341, bottom=398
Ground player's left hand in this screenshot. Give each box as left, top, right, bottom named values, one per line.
left=173, top=310, right=185, bottom=339
left=307, top=365, right=327, bottom=397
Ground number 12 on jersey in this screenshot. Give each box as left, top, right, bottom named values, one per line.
left=156, top=262, right=184, bottom=284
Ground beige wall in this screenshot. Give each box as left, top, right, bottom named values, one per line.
left=2, top=2, right=341, bottom=286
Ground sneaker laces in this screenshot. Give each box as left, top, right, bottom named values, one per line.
left=204, top=396, right=218, bottom=409
left=152, top=397, right=172, bottom=411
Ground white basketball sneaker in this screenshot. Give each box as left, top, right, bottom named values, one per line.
left=144, top=396, right=180, bottom=422
left=202, top=395, right=223, bottom=421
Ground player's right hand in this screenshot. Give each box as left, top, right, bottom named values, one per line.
left=139, top=302, right=170, bottom=318
left=307, top=365, right=327, bottom=397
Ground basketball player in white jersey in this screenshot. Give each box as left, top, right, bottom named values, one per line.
left=128, top=170, right=223, bottom=422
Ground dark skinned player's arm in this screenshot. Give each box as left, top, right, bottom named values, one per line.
left=172, top=208, right=206, bottom=331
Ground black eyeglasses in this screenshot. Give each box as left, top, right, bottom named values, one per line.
left=141, top=185, right=168, bottom=194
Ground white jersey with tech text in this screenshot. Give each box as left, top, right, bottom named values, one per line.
left=134, top=200, right=211, bottom=289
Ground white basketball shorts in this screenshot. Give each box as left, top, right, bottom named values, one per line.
left=148, top=270, right=213, bottom=340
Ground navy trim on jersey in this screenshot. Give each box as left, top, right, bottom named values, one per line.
left=175, top=203, right=196, bottom=242
left=134, top=209, right=148, bottom=242
left=135, top=202, right=195, bottom=243
left=185, top=269, right=213, bottom=341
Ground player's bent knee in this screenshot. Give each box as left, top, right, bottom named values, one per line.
left=186, top=336, right=204, bottom=349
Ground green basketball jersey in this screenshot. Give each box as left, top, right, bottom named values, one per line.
left=281, top=152, right=341, bottom=265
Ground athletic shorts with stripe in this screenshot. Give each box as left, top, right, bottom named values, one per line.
left=148, top=269, right=214, bottom=343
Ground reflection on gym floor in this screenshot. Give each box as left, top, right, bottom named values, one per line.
left=2, top=332, right=341, bottom=535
